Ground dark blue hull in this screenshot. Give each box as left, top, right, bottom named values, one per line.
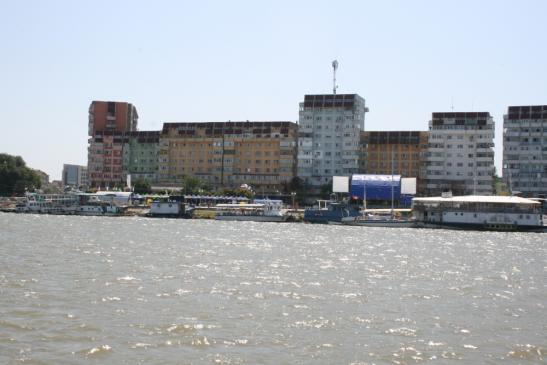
left=415, top=222, right=546, bottom=232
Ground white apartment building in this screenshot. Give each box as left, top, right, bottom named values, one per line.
left=297, top=94, right=367, bottom=187
left=425, top=112, right=495, bottom=196
left=503, top=105, right=547, bottom=197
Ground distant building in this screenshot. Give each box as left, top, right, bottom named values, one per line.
left=359, top=131, right=429, bottom=195
left=297, top=94, right=368, bottom=187
left=503, top=105, right=547, bottom=197
left=424, top=112, right=495, bottom=196
left=62, top=164, right=88, bottom=188
left=158, top=121, right=298, bottom=193
left=87, top=101, right=139, bottom=188
left=123, top=131, right=160, bottom=182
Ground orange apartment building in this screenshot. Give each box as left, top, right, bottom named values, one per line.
left=360, top=131, right=429, bottom=194
left=158, top=121, right=298, bottom=193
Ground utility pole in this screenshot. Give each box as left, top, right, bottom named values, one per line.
left=220, top=123, right=225, bottom=186
left=391, top=145, right=395, bottom=220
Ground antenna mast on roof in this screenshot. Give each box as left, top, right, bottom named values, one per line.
left=332, top=60, right=338, bottom=95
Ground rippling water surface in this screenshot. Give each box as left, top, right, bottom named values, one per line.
left=0, top=213, right=546, bottom=364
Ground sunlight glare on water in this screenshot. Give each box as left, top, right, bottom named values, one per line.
left=0, top=213, right=546, bottom=364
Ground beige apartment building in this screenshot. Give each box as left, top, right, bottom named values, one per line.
left=158, top=121, right=298, bottom=193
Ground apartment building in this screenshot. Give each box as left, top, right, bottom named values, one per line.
left=62, top=164, right=88, bottom=188
left=359, top=131, right=429, bottom=194
left=297, top=94, right=368, bottom=187
left=503, top=105, right=547, bottom=197
left=425, top=112, right=495, bottom=196
left=158, top=121, right=298, bottom=193
left=87, top=101, right=139, bottom=188
left=123, top=131, right=160, bottom=183
left=88, top=131, right=126, bottom=188
left=88, top=101, right=138, bottom=135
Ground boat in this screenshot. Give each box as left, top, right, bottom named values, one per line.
left=304, top=200, right=361, bottom=224
left=147, top=200, right=194, bottom=218
left=342, top=171, right=414, bottom=228
left=16, top=193, right=80, bottom=214
left=15, top=192, right=128, bottom=216
left=412, top=195, right=546, bottom=232
left=342, top=211, right=415, bottom=228
left=75, top=202, right=124, bottom=216
left=215, top=200, right=287, bottom=222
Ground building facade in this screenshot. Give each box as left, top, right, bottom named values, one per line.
left=158, top=121, right=298, bottom=193
left=425, top=112, right=495, bottom=196
left=62, top=164, right=88, bottom=188
left=297, top=94, right=367, bottom=187
left=88, top=101, right=138, bottom=135
left=503, top=105, right=547, bottom=197
left=123, top=131, right=160, bottom=183
left=359, top=131, right=429, bottom=194
left=87, top=101, right=139, bottom=188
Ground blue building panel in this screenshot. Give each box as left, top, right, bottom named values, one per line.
left=351, top=174, right=401, bottom=201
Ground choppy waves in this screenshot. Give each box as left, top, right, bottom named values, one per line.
left=0, top=213, right=546, bottom=364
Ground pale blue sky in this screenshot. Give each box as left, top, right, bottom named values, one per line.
left=1, top=0, right=546, bottom=180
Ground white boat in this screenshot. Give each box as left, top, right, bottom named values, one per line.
left=75, top=203, right=124, bottom=216
left=16, top=193, right=79, bottom=214
left=16, top=192, right=126, bottom=216
left=412, top=195, right=546, bottom=232
left=147, top=200, right=193, bottom=218
left=342, top=214, right=415, bottom=228
left=215, top=200, right=287, bottom=222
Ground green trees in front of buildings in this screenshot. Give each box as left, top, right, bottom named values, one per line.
left=133, top=178, right=152, bottom=194
left=0, top=154, right=41, bottom=196
left=181, top=175, right=203, bottom=194
left=282, top=176, right=311, bottom=204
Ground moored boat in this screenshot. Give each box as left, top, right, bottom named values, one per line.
left=304, top=200, right=361, bottom=224
left=147, top=200, right=194, bottom=218
left=412, top=195, right=546, bottom=232
left=75, top=202, right=124, bottom=216
left=342, top=215, right=415, bottom=228
left=215, top=200, right=287, bottom=222
left=16, top=193, right=79, bottom=214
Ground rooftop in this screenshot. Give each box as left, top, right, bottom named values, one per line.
left=413, top=195, right=539, bottom=205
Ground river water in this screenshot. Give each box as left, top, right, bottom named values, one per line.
left=0, top=213, right=546, bottom=364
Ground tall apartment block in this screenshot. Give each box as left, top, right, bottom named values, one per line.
left=503, top=105, right=547, bottom=197
left=87, top=101, right=139, bottom=188
left=359, top=131, right=429, bottom=194
left=62, top=164, right=88, bottom=188
left=424, top=112, right=495, bottom=196
left=158, top=121, right=298, bottom=193
left=88, top=101, right=138, bottom=135
left=297, top=94, right=367, bottom=187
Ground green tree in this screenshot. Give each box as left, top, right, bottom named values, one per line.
left=219, top=187, right=254, bottom=199
left=319, top=180, right=333, bottom=200
left=181, top=175, right=204, bottom=194
left=283, top=176, right=311, bottom=204
left=133, top=178, right=151, bottom=194
left=0, top=154, right=41, bottom=196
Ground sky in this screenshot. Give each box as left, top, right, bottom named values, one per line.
left=1, top=0, right=546, bottom=180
